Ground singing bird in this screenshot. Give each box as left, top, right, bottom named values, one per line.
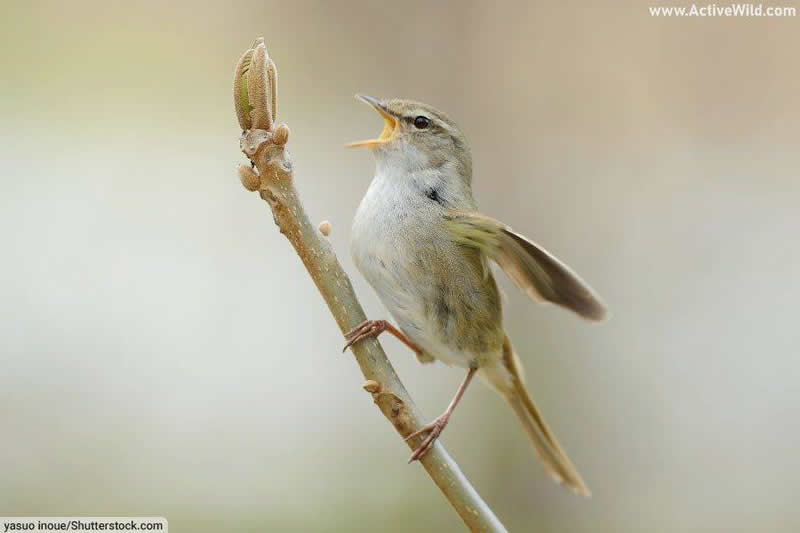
left=345, top=95, right=605, bottom=496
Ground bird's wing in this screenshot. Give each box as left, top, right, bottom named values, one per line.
left=444, top=210, right=606, bottom=321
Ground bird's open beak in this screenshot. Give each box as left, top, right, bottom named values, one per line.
left=347, top=94, right=397, bottom=148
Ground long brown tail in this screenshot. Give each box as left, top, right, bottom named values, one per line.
left=480, top=336, right=591, bottom=497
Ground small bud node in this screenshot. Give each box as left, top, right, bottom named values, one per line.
left=318, top=220, right=331, bottom=236
left=273, top=123, right=290, bottom=145
left=362, top=380, right=382, bottom=394
left=238, top=164, right=261, bottom=191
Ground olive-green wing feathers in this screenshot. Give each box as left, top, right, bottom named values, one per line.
left=444, top=211, right=606, bottom=321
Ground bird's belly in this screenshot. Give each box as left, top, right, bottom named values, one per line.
left=351, top=193, right=504, bottom=368
left=353, top=227, right=461, bottom=362
left=369, top=268, right=479, bottom=368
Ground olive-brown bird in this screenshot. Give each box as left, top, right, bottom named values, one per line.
left=345, top=95, right=606, bottom=496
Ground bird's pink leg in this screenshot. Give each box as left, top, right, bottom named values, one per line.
left=405, top=367, right=478, bottom=462
left=342, top=319, right=423, bottom=356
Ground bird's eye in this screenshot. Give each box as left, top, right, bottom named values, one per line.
left=413, top=116, right=430, bottom=129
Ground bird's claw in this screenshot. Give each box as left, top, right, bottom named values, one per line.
left=405, top=415, right=449, bottom=462
left=342, top=320, right=386, bottom=352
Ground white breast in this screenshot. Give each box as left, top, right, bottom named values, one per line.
left=350, top=168, right=478, bottom=368
left=351, top=170, right=421, bottom=325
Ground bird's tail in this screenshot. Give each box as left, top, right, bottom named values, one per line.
left=480, top=335, right=591, bottom=497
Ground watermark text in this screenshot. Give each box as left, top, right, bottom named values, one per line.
left=649, top=3, right=796, bottom=16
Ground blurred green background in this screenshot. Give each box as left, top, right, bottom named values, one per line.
left=1, top=1, right=799, bottom=531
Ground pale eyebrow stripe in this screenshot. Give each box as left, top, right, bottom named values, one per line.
left=404, top=107, right=458, bottom=135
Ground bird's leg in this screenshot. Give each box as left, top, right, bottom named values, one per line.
left=343, top=319, right=423, bottom=356
left=405, top=367, right=478, bottom=462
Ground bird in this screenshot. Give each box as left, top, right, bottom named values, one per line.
left=344, top=95, right=606, bottom=496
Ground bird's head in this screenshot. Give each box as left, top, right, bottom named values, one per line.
left=348, top=95, right=472, bottom=182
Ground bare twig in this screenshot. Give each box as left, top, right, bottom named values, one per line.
left=232, top=39, right=508, bottom=533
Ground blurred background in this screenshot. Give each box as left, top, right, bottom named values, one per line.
left=1, top=1, right=798, bottom=531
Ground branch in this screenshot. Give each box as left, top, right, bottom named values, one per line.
left=233, top=38, right=508, bottom=533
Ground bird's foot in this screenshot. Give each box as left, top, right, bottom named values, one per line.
left=342, top=319, right=389, bottom=352
left=342, top=319, right=424, bottom=356
left=405, top=413, right=450, bottom=462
